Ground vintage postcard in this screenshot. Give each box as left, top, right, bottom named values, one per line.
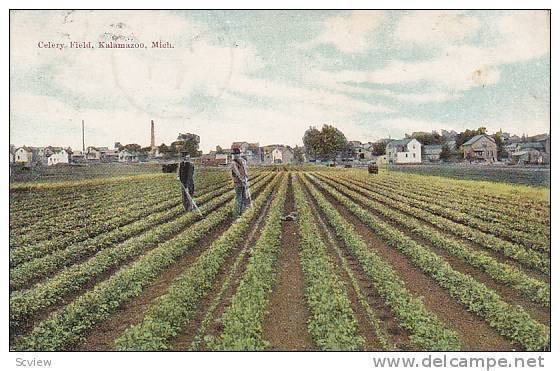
left=6, top=7, right=553, bottom=370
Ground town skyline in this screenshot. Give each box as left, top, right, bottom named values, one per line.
left=8, top=122, right=550, bottom=154
left=10, top=10, right=550, bottom=153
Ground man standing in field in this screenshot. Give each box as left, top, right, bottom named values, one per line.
left=177, top=152, right=196, bottom=212
left=231, top=147, right=250, bottom=217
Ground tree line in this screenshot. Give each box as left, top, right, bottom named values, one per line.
left=301, top=125, right=509, bottom=162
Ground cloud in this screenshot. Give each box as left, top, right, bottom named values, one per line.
left=308, top=11, right=548, bottom=96
left=301, top=11, right=387, bottom=53
left=305, top=10, right=548, bottom=104
left=12, top=10, right=265, bottom=120
left=9, top=10, right=550, bottom=151
left=226, top=75, right=393, bottom=115
left=338, top=49, right=502, bottom=91
left=483, top=95, right=550, bottom=137
left=394, top=11, right=481, bottom=48
left=11, top=94, right=78, bottom=127
left=10, top=93, right=154, bottom=148
left=306, top=70, right=462, bottom=103
left=491, top=10, right=550, bottom=64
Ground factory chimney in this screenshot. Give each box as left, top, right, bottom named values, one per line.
left=150, top=120, right=155, bottom=150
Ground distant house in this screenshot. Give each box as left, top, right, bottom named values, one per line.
left=101, top=149, right=119, bottom=162
left=507, top=134, right=523, bottom=143
left=527, top=134, right=550, bottom=162
left=200, top=153, right=215, bottom=165
left=349, top=141, right=373, bottom=161
left=118, top=149, right=139, bottom=162
left=47, top=149, right=69, bottom=166
left=231, top=142, right=262, bottom=164
left=32, top=147, right=51, bottom=165
left=137, top=152, right=150, bottom=162
left=507, top=135, right=550, bottom=165
left=511, top=149, right=545, bottom=165
left=86, top=146, right=102, bottom=162
left=461, top=134, right=497, bottom=163
left=445, top=140, right=457, bottom=152
left=441, top=129, right=458, bottom=141
left=371, top=154, right=388, bottom=164
left=71, top=150, right=86, bottom=163
left=14, top=147, right=33, bottom=165
left=385, top=138, right=422, bottom=164
left=199, top=150, right=229, bottom=166
left=215, top=153, right=229, bottom=165
left=422, top=145, right=443, bottom=162
left=272, top=147, right=294, bottom=164
left=262, top=145, right=294, bottom=164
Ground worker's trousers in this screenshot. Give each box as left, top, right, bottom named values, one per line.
left=234, top=185, right=249, bottom=217
left=181, top=187, right=193, bottom=211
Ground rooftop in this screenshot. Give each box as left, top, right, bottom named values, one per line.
left=387, top=138, right=414, bottom=147
left=463, top=134, right=495, bottom=146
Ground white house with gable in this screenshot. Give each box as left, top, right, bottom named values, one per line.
left=47, top=149, right=69, bottom=166
left=119, top=149, right=139, bottom=162
left=386, top=138, right=422, bottom=164
left=15, top=147, right=33, bottom=164
left=262, top=145, right=294, bottom=164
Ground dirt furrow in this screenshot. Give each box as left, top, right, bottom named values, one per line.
left=262, top=176, right=314, bottom=351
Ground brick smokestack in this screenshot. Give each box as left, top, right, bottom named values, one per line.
left=150, top=120, right=155, bottom=149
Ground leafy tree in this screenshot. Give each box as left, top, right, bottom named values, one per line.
left=440, top=143, right=452, bottom=161
left=319, top=125, right=348, bottom=163
left=341, top=142, right=355, bottom=161
left=171, top=138, right=201, bottom=157
left=177, top=133, right=199, bottom=142
left=124, top=143, right=142, bottom=152
left=158, top=143, right=169, bottom=154
left=493, top=132, right=507, bottom=159
left=293, top=145, right=305, bottom=163
left=303, top=126, right=322, bottom=161
left=456, top=127, right=487, bottom=148
left=371, top=141, right=387, bottom=156
left=216, top=145, right=224, bottom=154
left=303, top=124, right=348, bottom=163
left=407, top=131, right=443, bottom=145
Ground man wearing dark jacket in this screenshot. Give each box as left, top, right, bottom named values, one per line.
left=177, top=152, right=195, bottom=211
left=231, top=147, right=250, bottom=217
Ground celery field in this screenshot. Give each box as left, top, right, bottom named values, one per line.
left=9, top=167, right=550, bottom=351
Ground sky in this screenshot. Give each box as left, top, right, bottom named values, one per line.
left=10, top=10, right=550, bottom=152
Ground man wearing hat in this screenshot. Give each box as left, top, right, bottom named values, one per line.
left=177, top=151, right=195, bottom=211
left=231, top=147, right=250, bottom=217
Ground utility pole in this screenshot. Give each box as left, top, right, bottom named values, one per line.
left=150, top=120, right=155, bottom=150
left=82, top=120, right=85, bottom=152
